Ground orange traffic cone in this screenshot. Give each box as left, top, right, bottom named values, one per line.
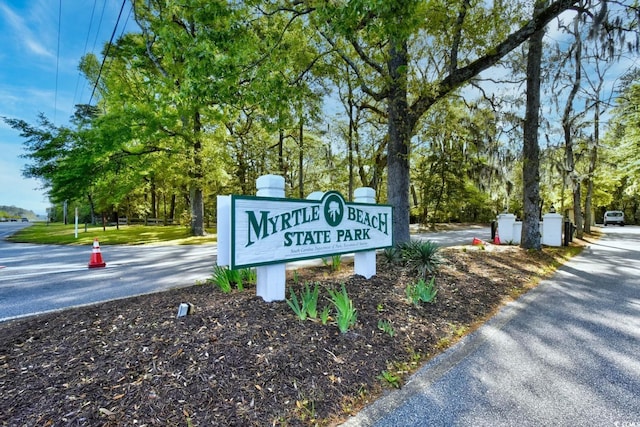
left=493, top=230, right=501, bottom=245
left=472, top=237, right=483, bottom=245
left=88, top=238, right=106, bottom=268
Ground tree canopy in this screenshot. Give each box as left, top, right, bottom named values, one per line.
left=4, top=0, right=639, bottom=240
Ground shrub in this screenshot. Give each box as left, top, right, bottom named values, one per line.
left=398, top=239, right=441, bottom=278
left=381, top=247, right=400, bottom=265
left=406, top=276, right=438, bottom=305
left=327, top=284, right=357, bottom=333
left=377, top=319, right=396, bottom=337
left=211, top=266, right=233, bottom=293
left=286, top=282, right=320, bottom=321
left=322, top=254, right=342, bottom=272
left=211, top=266, right=254, bottom=293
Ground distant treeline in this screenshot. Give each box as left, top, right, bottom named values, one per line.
left=0, top=205, right=37, bottom=219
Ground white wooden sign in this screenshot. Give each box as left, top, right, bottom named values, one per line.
left=229, top=191, right=393, bottom=269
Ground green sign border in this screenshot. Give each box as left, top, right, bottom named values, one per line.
left=230, top=192, right=393, bottom=269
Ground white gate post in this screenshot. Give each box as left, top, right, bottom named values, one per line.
left=541, top=212, right=563, bottom=247
left=497, top=213, right=516, bottom=243
left=354, top=187, right=377, bottom=279
left=255, top=175, right=286, bottom=302
left=216, top=195, right=231, bottom=266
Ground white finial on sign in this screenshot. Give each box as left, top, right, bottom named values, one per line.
left=257, top=175, right=285, bottom=198
left=354, top=187, right=375, bottom=203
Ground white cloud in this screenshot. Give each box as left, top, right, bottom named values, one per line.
left=0, top=3, right=54, bottom=59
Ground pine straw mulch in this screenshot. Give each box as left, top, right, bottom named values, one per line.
left=1, top=244, right=578, bottom=426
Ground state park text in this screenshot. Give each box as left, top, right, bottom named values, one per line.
left=228, top=192, right=393, bottom=268
left=245, top=205, right=389, bottom=247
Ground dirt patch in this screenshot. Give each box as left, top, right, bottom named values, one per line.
left=1, top=244, right=578, bottom=426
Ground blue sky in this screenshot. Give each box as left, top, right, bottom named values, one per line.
left=0, top=2, right=635, bottom=217
left=0, top=0, right=137, bottom=215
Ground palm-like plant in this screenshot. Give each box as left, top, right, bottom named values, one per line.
left=398, top=240, right=441, bottom=278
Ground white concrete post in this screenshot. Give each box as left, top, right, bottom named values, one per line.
left=354, top=187, right=377, bottom=279
left=255, top=175, right=287, bottom=302
left=511, top=221, right=523, bottom=245
left=216, top=195, right=231, bottom=266
left=542, top=213, right=563, bottom=247
left=497, top=213, right=516, bottom=243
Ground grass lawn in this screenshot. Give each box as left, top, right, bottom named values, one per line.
left=7, top=222, right=217, bottom=245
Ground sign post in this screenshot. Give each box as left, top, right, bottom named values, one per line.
left=217, top=174, right=393, bottom=302
left=74, top=207, right=79, bottom=238
left=255, top=175, right=287, bottom=302
left=354, top=187, right=377, bottom=279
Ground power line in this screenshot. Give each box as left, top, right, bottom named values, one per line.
left=72, top=0, right=99, bottom=107
left=88, top=0, right=127, bottom=106
left=103, top=4, right=133, bottom=74
left=91, top=0, right=108, bottom=55
left=54, top=0, right=62, bottom=123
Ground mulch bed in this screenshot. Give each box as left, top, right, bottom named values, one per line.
left=1, top=245, right=566, bottom=426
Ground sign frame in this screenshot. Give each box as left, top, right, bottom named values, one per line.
left=230, top=191, right=393, bottom=269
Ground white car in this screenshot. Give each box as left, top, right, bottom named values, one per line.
left=603, top=210, right=624, bottom=226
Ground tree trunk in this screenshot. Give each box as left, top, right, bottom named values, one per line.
left=347, top=82, right=354, bottom=201
left=191, top=109, right=205, bottom=236
left=387, top=40, right=411, bottom=245
left=563, top=10, right=584, bottom=239
left=434, top=157, right=447, bottom=224
left=191, top=187, right=205, bottom=235
left=278, top=128, right=285, bottom=175
left=573, top=182, right=583, bottom=236
left=299, top=116, right=304, bottom=199
left=584, top=101, right=599, bottom=233
left=150, top=178, right=157, bottom=219
left=521, top=0, right=545, bottom=250
left=87, top=194, right=95, bottom=225
left=169, top=194, right=176, bottom=222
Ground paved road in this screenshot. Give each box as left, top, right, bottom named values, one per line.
left=0, top=223, right=488, bottom=322
left=412, top=224, right=491, bottom=246
left=343, top=225, right=640, bottom=426
left=0, top=223, right=218, bottom=322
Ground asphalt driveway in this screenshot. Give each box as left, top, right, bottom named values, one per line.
left=0, top=224, right=489, bottom=322
left=343, top=226, right=640, bottom=426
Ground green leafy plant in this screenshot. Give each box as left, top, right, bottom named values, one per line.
left=231, top=269, right=244, bottom=291
left=327, top=284, right=357, bottom=333
left=286, top=282, right=320, bottom=321
left=301, top=282, right=319, bottom=319
left=211, top=265, right=232, bottom=293
left=294, top=398, right=317, bottom=423
left=233, top=267, right=256, bottom=291
left=286, top=288, right=306, bottom=320
left=320, top=306, right=331, bottom=325
left=331, top=255, right=342, bottom=271
left=240, top=267, right=256, bottom=285
left=377, top=319, right=396, bottom=337
left=211, top=266, right=254, bottom=293
left=376, top=370, right=401, bottom=388
left=405, top=277, right=438, bottom=305
left=322, top=254, right=342, bottom=272
left=381, top=246, right=400, bottom=265
left=398, top=240, right=441, bottom=278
